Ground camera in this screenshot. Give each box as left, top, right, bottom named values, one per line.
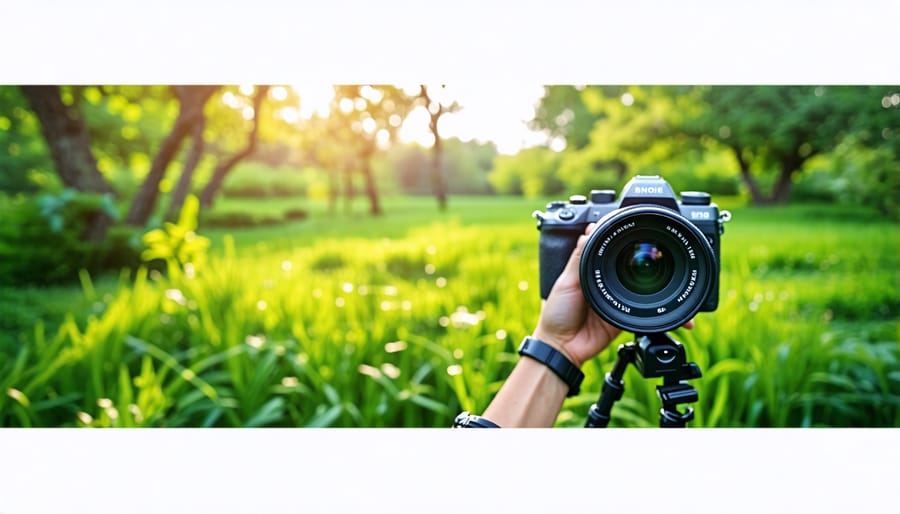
left=533, top=175, right=729, bottom=334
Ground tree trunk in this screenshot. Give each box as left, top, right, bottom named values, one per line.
left=127, top=86, right=217, bottom=226
left=342, top=161, right=355, bottom=214
left=730, top=145, right=769, bottom=205
left=426, top=99, right=448, bottom=211
left=431, top=122, right=447, bottom=211
left=166, top=116, right=206, bottom=221
left=199, top=86, right=268, bottom=208
left=20, top=86, right=115, bottom=242
left=20, top=86, right=113, bottom=195
left=359, top=145, right=381, bottom=216
left=328, top=169, right=339, bottom=215
left=361, top=161, right=381, bottom=216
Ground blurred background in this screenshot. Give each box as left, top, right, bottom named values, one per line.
left=1, top=84, right=898, bottom=427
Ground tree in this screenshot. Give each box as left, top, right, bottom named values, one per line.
left=529, top=85, right=594, bottom=151
left=0, top=87, right=55, bottom=193
left=198, top=85, right=269, bottom=208
left=125, top=86, right=218, bottom=225
left=165, top=116, right=206, bottom=221
left=19, top=85, right=116, bottom=241
left=552, top=86, right=698, bottom=194
left=328, top=85, right=415, bottom=216
left=686, top=86, right=895, bottom=204
left=488, top=146, right=564, bottom=197
left=20, top=86, right=114, bottom=195
left=417, top=85, right=460, bottom=210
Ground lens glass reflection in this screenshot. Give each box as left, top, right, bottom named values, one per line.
left=616, top=241, right=674, bottom=295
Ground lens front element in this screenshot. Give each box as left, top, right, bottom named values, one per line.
left=617, top=241, right=674, bottom=295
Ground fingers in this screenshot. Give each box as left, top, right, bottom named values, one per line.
left=553, top=223, right=597, bottom=291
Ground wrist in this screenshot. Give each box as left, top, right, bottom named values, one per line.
left=530, top=329, right=583, bottom=368
left=518, top=336, right=585, bottom=397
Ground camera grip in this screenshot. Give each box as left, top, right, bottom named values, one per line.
left=538, top=229, right=582, bottom=299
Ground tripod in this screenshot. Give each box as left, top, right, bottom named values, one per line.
left=585, top=332, right=702, bottom=428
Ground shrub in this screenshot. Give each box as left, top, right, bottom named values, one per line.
left=200, top=211, right=259, bottom=228
left=0, top=190, right=140, bottom=285
left=284, top=208, right=308, bottom=221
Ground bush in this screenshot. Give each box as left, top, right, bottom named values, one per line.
left=200, top=211, right=258, bottom=228
left=284, top=208, right=308, bottom=221
left=0, top=191, right=141, bottom=286
left=221, top=162, right=309, bottom=199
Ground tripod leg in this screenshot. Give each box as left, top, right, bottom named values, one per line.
left=585, top=344, right=636, bottom=428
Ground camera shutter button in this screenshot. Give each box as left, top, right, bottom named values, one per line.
left=569, top=195, right=588, bottom=205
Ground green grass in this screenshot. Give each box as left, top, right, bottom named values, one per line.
left=1, top=195, right=898, bottom=427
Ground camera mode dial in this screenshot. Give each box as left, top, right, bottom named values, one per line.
left=590, top=190, right=617, bottom=204
left=680, top=192, right=711, bottom=205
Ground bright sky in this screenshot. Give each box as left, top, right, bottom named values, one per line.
left=289, top=84, right=550, bottom=155
left=397, top=84, right=550, bottom=155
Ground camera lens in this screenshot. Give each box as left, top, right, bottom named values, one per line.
left=579, top=206, right=715, bottom=333
left=616, top=241, right=674, bottom=295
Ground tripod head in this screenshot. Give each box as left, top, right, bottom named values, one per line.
left=585, top=331, right=702, bottom=428
left=633, top=332, right=702, bottom=382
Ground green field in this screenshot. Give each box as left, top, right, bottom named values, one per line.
left=1, top=195, right=898, bottom=427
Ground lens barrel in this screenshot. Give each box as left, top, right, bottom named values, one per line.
left=579, top=206, right=716, bottom=333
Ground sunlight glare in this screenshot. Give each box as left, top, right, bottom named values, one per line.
left=354, top=98, right=367, bottom=111
left=360, top=85, right=383, bottom=104
left=621, top=92, right=635, bottom=106
left=280, top=107, right=299, bottom=124
left=362, top=117, right=377, bottom=133
left=271, top=86, right=288, bottom=101
left=400, top=84, right=421, bottom=97
left=293, top=85, right=334, bottom=119
left=221, top=91, right=239, bottom=108
left=339, top=98, right=354, bottom=113
left=376, top=128, right=390, bottom=149
left=239, top=85, right=254, bottom=96
left=242, top=106, right=255, bottom=120
left=398, top=105, right=434, bottom=147
left=549, top=136, right=566, bottom=152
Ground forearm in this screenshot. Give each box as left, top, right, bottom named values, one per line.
left=481, top=356, right=570, bottom=427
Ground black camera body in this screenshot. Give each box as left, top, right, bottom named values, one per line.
left=534, top=175, right=728, bottom=334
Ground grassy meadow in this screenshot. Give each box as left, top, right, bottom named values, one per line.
left=1, top=195, right=898, bottom=427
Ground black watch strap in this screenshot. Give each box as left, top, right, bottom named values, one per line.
left=518, top=336, right=584, bottom=397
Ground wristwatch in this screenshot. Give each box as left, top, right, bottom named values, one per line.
left=452, top=411, right=501, bottom=428
left=518, top=336, right=584, bottom=397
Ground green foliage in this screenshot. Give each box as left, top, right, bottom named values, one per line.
left=141, top=195, right=210, bottom=273
left=220, top=161, right=312, bottom=199
left=0, top=190, right=141, bottom=286
left=0, top=196, right=897, bottom=428
left=489, top=147, right=564, bottom=197
left=536, top=85, right=899, bottom=206
left=794, top=137, right=900, bottom=220
left=0, top=87, right=54, bottom=193
left=529, top=85, right=594, bottom=150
